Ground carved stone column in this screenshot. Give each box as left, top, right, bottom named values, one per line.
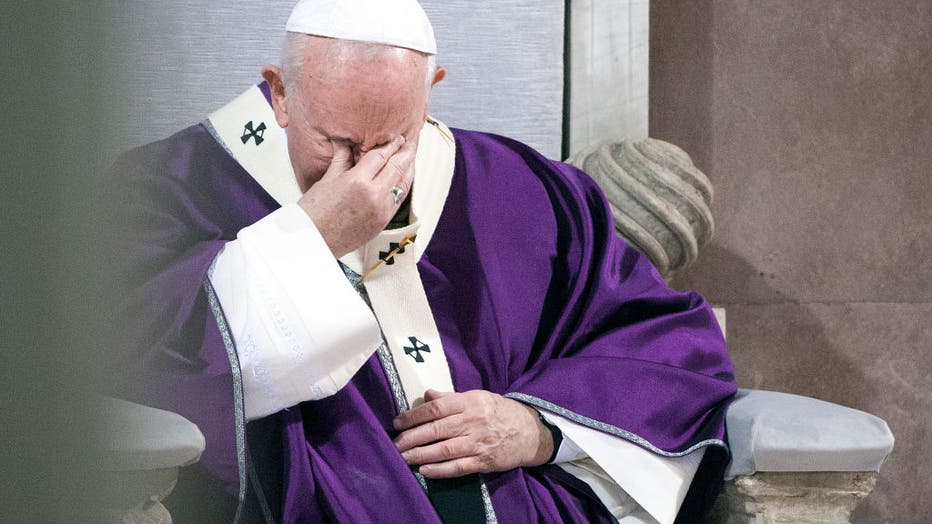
left=567, top=138, right=714, bottom=277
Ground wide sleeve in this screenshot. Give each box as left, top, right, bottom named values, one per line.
left=102, top=130, right=294, bottom=516
left=104, top=151, right=246, bottom=513
left=543, top=411, right=705, bottom=524
left=208, top=203, right=383, bottom=420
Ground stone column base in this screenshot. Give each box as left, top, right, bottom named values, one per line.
left=100, top=467, right=178, bottom=524
left=710, top=471, right=877, bottom=524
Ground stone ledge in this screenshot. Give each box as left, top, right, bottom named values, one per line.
left=711, top=471, right=877, bottom=524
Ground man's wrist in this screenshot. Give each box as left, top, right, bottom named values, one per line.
left=537, top=411, right=563, bottom=464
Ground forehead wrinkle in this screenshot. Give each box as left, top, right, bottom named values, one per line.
left=304, top=39, right=428, bottom=87
left=288, top=39, right=428, bottom=151
left=303, top=87, right=419, bottom=145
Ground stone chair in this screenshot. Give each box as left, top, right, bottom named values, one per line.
left=100, top=138, right=895, bottom=524
left=99, top=366, right=894, bottom=524
left=100, top=397, right=205, bottom=524
left=568, top=139, right=895, bottom=523
left=712, top=389, right=894, bottom=523
left=99, top=377, right=894, bottom=524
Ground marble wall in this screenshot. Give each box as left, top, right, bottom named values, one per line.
left=422, top=0, right=565, bottom=159
left=649, top=1, right=932, bottom=521
left=567, top=0, right=650, bottom=157
left=106, top=0, right=564, bottom=159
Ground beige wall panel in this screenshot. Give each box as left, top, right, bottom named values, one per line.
left=650, top=1, right=932, bottom=521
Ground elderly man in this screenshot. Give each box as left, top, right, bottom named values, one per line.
left=109, top=0, right=735, bottom=522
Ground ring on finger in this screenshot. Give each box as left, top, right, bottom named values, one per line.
left=391, top=185, right=405, bottom=205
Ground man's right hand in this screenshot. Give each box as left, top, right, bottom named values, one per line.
left=298, top=136, right=415, bottom=258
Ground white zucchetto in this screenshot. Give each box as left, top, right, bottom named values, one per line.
left=286, top=0, right=437, bottom=55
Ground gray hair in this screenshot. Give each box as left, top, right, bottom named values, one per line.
left=281, top=31, right=437, bottom=93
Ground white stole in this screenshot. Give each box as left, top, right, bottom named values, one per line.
left=206, top=85, right=459, bottom=407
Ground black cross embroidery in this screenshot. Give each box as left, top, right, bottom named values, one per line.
left=241, top=120, right=267, bottom=145
left=378, top=242, right=407, bottom=265
left=403, top=336, right=430, bottom=363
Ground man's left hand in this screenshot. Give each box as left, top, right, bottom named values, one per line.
left=393, top=389, right=554, bottom=479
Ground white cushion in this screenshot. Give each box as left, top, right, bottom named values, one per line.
left=725, top=389, right=894, bottom=478
left=100, top=397, right=206, bottom=471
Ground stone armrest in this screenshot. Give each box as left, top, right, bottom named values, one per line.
left=100, top=397, right=206, bottom=523
left=725, top=388, right=894, bottom=478
left=102, top=397, right=205, bottom=472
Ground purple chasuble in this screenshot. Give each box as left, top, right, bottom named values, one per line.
left=107, top=89, right=736, bottom=523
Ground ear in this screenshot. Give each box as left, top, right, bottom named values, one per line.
left=261, top=65, right=289, bottom=128
left=421, top=65, right=447, bottom=121
left=431, top=65, right=447, bottom=87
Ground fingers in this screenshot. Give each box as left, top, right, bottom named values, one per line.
left=419, top=457, right=488, bottom=479
left=392, top=391, right=534, bottom=478
left=393, top=391, right=462, bottom=431
left=322, top=140, right=353, bottom=179
left=394, top=413, right=466, bottom=452
left=393, top=158, right=415, bottom=200
left=400, top=435, right=474, bottom=466
left=354, top=135, right=406, bottom=178
left=379, top=140, right=416, bottom=191
left=326, top=135, right=415, bottom=212
left=424, top=389, right=454, bottom=402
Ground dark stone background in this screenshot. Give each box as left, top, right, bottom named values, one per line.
left=650, top=1, right=931, bottom=521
